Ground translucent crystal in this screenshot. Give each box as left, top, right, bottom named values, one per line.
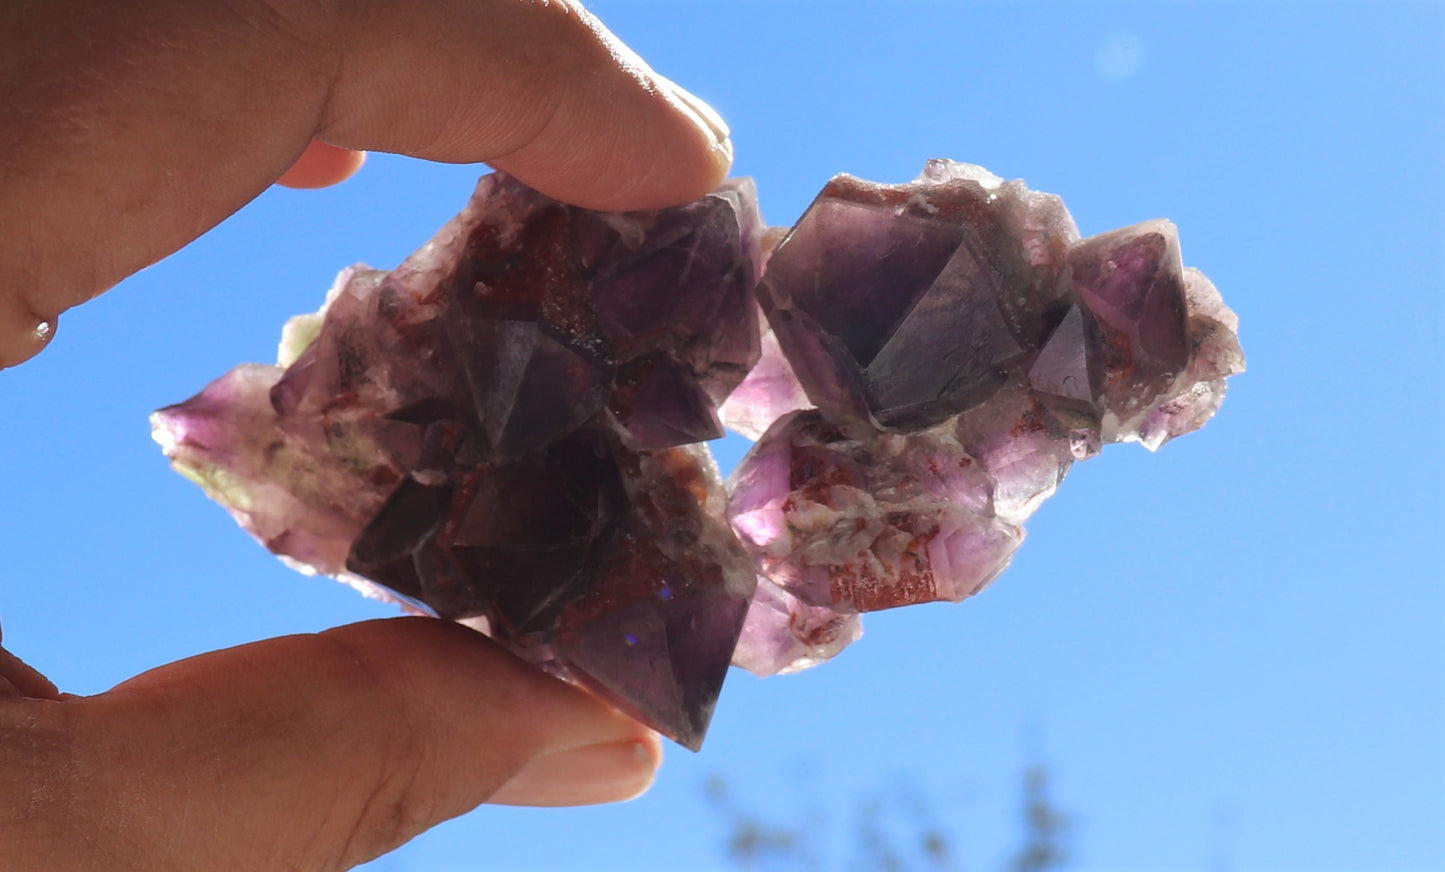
left=154, top=161, right=1243, bottom=742
left=724, top=161, right=1243, bottom=675
left=155, top=173, right=764, bottom=749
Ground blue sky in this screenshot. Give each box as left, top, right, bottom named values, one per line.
left=4, top=2, right=1441, bottom=871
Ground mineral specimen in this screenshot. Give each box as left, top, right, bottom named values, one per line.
left=153, top=160, right=1243, bottom=748
left=154, top=173, right=764, bottom=749
left=724, top=162, right=1243, bottom=674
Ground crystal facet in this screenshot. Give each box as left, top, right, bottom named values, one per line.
left=754, top=162, right=1079, bottom=432
left=155, top=173, right=764, bottom=749
left=722, top=163, right=1242, bottom=675
left=154, top=161, right=1243, bottom=746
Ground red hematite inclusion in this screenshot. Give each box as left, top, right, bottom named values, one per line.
left=830, top=548, right=938, bottom=613
left=153, top=161, right=1243, bottom=748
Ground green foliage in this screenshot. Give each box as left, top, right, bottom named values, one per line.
left=1007, top=766, right=1071, bottom=872
left=708, top=763, right=1072, bottom=872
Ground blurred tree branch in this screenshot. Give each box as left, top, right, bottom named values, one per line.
left=708, top=760, right=1071, bottom=872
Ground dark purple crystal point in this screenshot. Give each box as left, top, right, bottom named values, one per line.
left=1067, top=220, right=1190, bottom=429
left=755, top=162, right=1078, bottom=432
left=155, top=160, right=1242, bottom=738
left=553, top=442, right=755, bottom=750
left=155, top=173, right=764, bottom=747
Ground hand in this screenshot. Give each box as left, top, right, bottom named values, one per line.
left=0, top=1, right=734, bottom=869
left=2, top=619, right=663, bottom=870
left=0, top=0, right=732, bottom=369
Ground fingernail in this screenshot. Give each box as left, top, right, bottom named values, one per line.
left=659, top=78, right=734, bottom=167
left=489, top=738, right=662, bottom=807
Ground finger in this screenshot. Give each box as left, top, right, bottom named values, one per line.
left=0, top=622, right=62, bottom=701
left=487, top=733, right=663, bottom=807
left=0, top=649, right=61, bottom=701
left=320, top=0, right=733, bottom=207
left=277, top=141, right=368, bottom=189
left=1, top=618, right=660, bottom=872
left=0, top=0, right=732, bottom=369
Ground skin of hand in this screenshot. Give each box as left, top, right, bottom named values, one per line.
left=0, top=1, right=732, bottom=870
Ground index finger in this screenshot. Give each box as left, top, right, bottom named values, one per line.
left=0, top=0, right=732, bottom=368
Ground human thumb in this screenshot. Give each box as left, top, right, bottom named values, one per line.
left=0, top=617, right=660, bottom=872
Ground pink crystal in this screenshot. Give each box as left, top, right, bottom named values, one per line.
left=728, top=411, right=1023, bottom=614
left=731, top=576, right=862, bottom=677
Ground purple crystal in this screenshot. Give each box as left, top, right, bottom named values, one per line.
left=754, top=162, right=1078, bottom=432
left=728, top=410, right=1023, bottom=614
left=731, top=576, right=862, bottom=677
left=552, top=442, right=755, bottom=748
left=718, top=318, right=811, bottom=439
left=154, top=160, right=1243, bottom=740
left=954, top=377, right=1077, bottom=521
left=150, top=360, right=404, bottom=582
left=724, top=161, right=1243, bottom=674
left=1067, top=220, right=1190, bottom=430
left=1134, top=267, right=1243, bottom=449
left=155, top=173, right=764, bottom=748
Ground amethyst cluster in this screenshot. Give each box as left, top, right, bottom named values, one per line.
left=722, top=161, right=1244, bottom=676
left=153, top=161, right=1242, bottom=748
